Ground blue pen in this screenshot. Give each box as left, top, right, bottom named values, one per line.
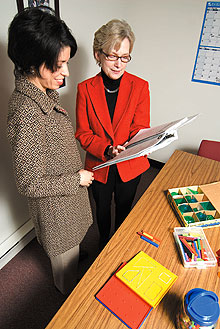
left=140, top=235, right=159, bottom=248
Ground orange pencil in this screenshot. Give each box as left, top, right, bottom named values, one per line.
left=137, top=232, right=160, bottom=245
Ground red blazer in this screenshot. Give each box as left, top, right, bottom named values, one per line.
left=75, top=71, right=150, bottom=183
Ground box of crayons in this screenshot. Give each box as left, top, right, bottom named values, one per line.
left=167, top=181, right=220, bottom=228
left=173, top=227, right=217, bottom=269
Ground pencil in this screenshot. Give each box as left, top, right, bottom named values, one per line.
left=179, top=236, right=198, bottom=256
left=141, top=230, right=161, bottom=243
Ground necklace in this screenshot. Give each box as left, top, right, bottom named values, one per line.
left=104, top=86, right=119, bottom=93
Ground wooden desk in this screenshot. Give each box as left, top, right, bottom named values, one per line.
left=47, top=150, right=220, bottom=329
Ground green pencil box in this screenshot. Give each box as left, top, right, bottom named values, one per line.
left=167, top=181, right=220, bottom=229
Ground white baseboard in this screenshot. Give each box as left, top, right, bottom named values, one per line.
left=0, top=220, right=36, bottom=270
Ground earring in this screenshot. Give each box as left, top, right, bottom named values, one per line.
left=30, top=67, right=35, bottom=75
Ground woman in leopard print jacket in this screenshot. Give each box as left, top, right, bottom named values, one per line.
left=7, top=7, right=94, bottom=294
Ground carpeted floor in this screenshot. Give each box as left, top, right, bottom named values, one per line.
left=0, top=165, right=160, bottom=329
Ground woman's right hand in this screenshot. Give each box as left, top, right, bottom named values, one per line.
left=108, top=145, right=126, bottom=158
left=79, top=169, right=94, bottom=187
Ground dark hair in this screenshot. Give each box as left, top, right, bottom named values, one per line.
left=8, top=7, right=77, bottom=76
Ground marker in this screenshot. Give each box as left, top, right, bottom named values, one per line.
left=181, top=242, right=192, bottom=259
left=193, top=240, right=200, bottom=257
left=197, top=238, right=201, bottom=250
left=200, top=239, right=208, bottom=261
left=185, top=236, right=197, bottom=241
left=179, top=237, right=198, bottom=256
left=196, top=239, right=201, bottom=258
left=185, top=252, right=190, bottom=262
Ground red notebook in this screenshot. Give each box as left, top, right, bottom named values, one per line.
left=95, top=264, right=152, bottom=329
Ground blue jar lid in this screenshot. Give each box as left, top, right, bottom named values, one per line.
left=184, top=288, right=220, bottom=326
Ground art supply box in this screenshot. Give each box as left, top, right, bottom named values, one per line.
left=173, top=227, right=217, bottom=269
left=167, top=181, right=220, bottom=228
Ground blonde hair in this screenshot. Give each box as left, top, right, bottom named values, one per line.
left=93, top=19, right=135, bottom=63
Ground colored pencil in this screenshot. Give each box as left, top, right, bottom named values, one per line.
left=142, top=231, right=161, bottom=243
left=140, top=235, right=159, bottom=248
left=137, top=231, right=161, bottom=243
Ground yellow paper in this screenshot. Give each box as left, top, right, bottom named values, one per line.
left=116, top=251, right=178, bottom=308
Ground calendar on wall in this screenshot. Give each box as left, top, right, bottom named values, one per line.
left=192, top=2, right=220, bottom=86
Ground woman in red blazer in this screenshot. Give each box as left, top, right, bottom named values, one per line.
left=75, top=19, right=150, bottom=249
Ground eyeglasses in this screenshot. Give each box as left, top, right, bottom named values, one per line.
left=101, top=50, right=131, bottom=63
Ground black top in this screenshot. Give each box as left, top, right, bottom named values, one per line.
left=101, top=70, right=122, bottom=121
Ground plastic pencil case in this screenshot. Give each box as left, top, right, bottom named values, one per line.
left=173, top=227, right=217, bottom=269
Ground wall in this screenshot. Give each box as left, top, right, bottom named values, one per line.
left=1, top=0, right=219, bottom=267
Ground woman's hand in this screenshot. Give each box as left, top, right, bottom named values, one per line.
left=108, top=145, right=126, bottom=158
left=79, top=169, right=94, bottom=187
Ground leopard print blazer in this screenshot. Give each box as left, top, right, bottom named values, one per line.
left=7, top=74, right=93, bottom=258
